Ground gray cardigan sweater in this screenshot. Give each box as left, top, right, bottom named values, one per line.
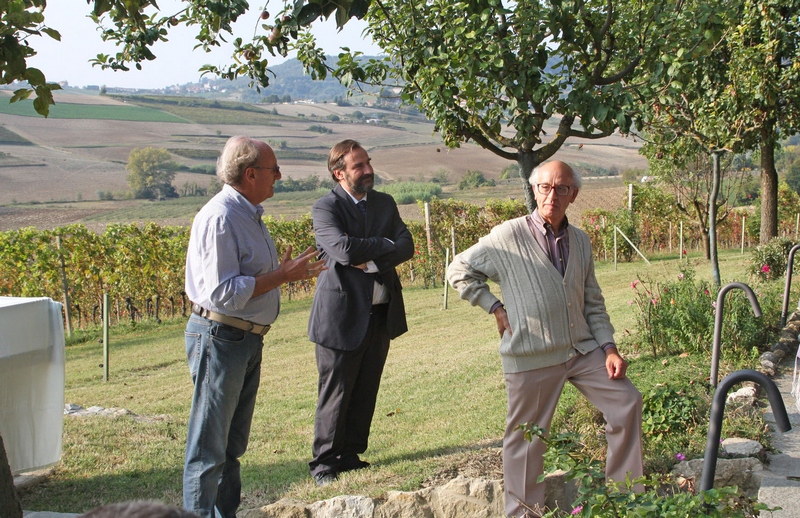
left=446, top=216, right=615, bottom=374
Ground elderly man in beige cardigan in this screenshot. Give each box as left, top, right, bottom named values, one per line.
left=447, top=160, right=643, bottom=517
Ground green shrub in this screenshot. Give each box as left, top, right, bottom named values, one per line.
left=607, top=207, right=639, bottom=263
left=630, top=268, right=716, bottom=356
left=641, top=384, right=704, bottom=442
left=580, top=208, right=613, bottom=260
left=379, top=181, right=443, bottom=204
left=458, top=170, right=495, bottom=189
left=518, top=424, right=774, bottom=518
left=747, top=236, right=798, bottom=281
left=307, top=124, right=333, bottom=134
left=629, top=267, right=779, bottom=360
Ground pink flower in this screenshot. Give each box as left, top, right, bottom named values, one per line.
left=572, top=505, right=583, bottom=515
left=631, top=280, right=639, bottom=289
left=678, top=273, right=684, bottom=280
left=675, top=452, right=686, bottom=461
left=651, top=298, right=658, bottom=305
left=682, top=249, right=687, bottom=255
left=761, top=264, right=770, bottom=273
left=704, top=289, right=710, bottom=295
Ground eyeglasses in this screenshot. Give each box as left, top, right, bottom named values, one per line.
left=535, top=183, right=573, bottom=196
left=253, top=165, right=280, bottom=174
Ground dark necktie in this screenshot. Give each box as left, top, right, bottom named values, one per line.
left=357, top=199, right=366, bottom=216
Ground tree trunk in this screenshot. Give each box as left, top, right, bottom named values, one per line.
left=760, top=126, right=779, bottom=243
left=708, top=151, right=722, bottom=287
left=0, top=434, right=23, bottom=518
left=518, top=153, right=539, bottom=213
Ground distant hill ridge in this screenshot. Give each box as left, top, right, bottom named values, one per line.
left=203, top=56, right=371, bottom=102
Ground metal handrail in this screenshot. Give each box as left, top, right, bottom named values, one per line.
left=710, top=282, right=762, bottom=387
left=700, top=369, right=791, bottom=491
left=779, top=244, right=800, bottom=328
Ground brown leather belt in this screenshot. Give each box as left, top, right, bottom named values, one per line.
left=192, top=303, right=271, bottom=336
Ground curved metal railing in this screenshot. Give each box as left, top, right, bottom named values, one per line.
left=710, top=282, right=762, bottom=387
left=700, top=369, right=791, bottom=491
left=779, top=244, right=800, bottom=328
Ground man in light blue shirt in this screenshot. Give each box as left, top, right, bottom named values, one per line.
left=183, top=136, right=326, bottom=518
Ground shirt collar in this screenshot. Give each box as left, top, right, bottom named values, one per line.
left=223, top=183, right=264, bottom=219
left=531, top=208, right=569, bottom=236
left=343, top=188, right=367, bottom=205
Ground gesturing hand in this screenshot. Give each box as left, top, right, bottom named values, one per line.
left=280, top=245, right=327, bottom=282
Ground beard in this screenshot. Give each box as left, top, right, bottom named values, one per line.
left=349, top=174, right=374, bottom=194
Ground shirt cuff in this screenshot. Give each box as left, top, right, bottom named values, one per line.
left=490, top=301, right=504, bottom=314
left=601, top=342, right=617, bottom=352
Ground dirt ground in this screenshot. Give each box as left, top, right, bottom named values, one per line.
left=421, top=441, right=505, bottom=488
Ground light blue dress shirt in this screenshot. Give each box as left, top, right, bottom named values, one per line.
left=185, top=184, right=280, bottom=325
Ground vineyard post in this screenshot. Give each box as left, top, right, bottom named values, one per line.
left=424, top=202, right=433, bottom=258
left=741, top=215, right=746, bottom=255
left=795, top=213, right=799, bottom=240
left=627, top=183, right=633, bottom=211
left=613, top=224, right=618, bottom=271
left=442, top=248, right=449, bottom=310
left=450, top=226, right=456, bottom=261
left=669, top=221, right=672, bottom=253
left=424, top=202, right=434, bottom=287
left=103, top=293, right=109, bottom=382
left=56, top=236, right=72, bottom=336
left=680, top=221, right=685, bottom=263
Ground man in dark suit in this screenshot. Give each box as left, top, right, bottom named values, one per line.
left=308, top=139, right=414, bottom=486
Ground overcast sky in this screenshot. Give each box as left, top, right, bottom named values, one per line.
left=27, top=1, right=381, bottom=89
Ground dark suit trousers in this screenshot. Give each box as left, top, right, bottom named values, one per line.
left=309, top=304, right=390, bottom=476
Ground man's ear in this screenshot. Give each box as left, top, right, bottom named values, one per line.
left=332, top=169, right=344, bottom=182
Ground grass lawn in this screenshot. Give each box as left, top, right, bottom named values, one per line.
left=17, top=249, right=778, bottom=513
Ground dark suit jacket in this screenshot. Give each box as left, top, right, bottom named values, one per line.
left=308, top=184, right=414, bottom=351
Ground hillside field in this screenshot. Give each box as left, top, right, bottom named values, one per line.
left=0, top=89, right=646, bottom=230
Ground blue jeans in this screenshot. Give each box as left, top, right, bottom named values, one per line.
left=183, top=314, right=264, bottom=518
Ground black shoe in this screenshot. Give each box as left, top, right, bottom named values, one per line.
left=339, top=457, right=370, bottom=473
left=314, top=471, right=338, bottom=487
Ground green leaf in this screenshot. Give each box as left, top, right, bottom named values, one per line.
left=23, top=68, right=46, bottom=87
left=9, top=89, right=32, bottom=103
left=349, top=0, right=370, bottom=19
left=297, top=3, right=323, bottom=26
left=41, top=28, right=61, bottom=41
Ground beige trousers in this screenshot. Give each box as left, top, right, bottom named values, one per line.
left=503, top=348, right=643, bottom=517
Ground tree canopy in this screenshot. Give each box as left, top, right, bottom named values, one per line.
left=307, top=0, right=677, bottom=210
left=126, top=147, right=176, bottom=199
left=4, top=0, right=799, bottom=238
left=639, top=0, right=800, bottom=245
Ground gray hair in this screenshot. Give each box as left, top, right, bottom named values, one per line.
left=529, top=161, right=583, bottom=189
left=216, top=136, right=261, bottom=186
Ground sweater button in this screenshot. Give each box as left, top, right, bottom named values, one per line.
left=570, top=323, right=574, bottom=328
